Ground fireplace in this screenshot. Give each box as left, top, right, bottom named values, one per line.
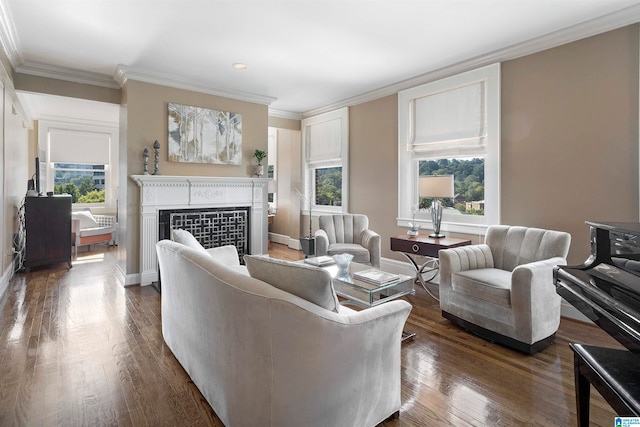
left=159, top=206, right=250, bottom=265
left=131, top=175, right=269, bottom=286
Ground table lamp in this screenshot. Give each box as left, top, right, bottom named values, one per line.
left=419, top=175, right=454, bottom=238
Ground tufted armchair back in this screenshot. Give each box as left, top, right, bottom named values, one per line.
left=318, top=214, right=369, bottom=245
left=486, top=225, right=571, bottom=272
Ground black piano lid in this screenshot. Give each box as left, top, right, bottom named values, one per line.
left=555, top=221, right=640, bottom=352
left=585, top=221, right=640, bottom=236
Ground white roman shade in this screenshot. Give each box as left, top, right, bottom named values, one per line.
left=305, top=117, right=343, bottom=164
left=409, top=81, right=486, bottom=157
left=49, top=128, right=111, bottom=164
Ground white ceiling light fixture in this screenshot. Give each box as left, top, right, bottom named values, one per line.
left=233, top=63, right=248, bottom=70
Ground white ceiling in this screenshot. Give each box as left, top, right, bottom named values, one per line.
left=4, top=0, right=640, bottom=121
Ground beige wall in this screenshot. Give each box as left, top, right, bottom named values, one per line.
left=122, top=80, right=269, bottom=275
left=347, top=25, right=639, bottom=265
left=14, top=73, right=120, bottom=104
left=270, top=128, right=302, bottom=240
left=268, top=116, right=301, bottom=131
left=501, top=25, right=639, bottom=264
left=3, top=91, right=29, bottom=272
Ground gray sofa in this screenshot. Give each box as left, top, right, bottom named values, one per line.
left=156, top=238, right=411, bottom=426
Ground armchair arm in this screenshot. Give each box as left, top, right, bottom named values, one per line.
left=205, top=245, right=241, bottom=267
left=511, top=256, right=566, bottom=341
left=314, top=229, right=329, bottom=256
left=361, top=229, right=381, bottom=268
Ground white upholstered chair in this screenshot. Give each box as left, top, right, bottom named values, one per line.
left=438, top=225, right=571, bottom=354
left=71, top=209, right=116, bottom=255
left=314, top=214, right=381, bottom=268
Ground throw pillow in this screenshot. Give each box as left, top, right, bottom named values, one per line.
left=244, top=255, right=340, bottom=313
left=72, top=210, right=99, bottom=229
left=171, top=229, right=209, bottom=255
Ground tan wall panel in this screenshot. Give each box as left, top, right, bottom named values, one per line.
left=14, top=73, right=121, bottom=105
left=3, top=92, right=29, bottom=272
left=348, top=95, right=406, bottom=261
left=501, top=25, right=639, bottom=264
left=268, top=116, right=301, bottom=130
left=124, top=80, right=269, bottom=275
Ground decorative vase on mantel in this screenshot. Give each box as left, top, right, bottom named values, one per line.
left=253, top=149, right=267, bottom=177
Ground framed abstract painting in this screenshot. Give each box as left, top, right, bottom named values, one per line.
left=168, top=103, right=242, bottom=165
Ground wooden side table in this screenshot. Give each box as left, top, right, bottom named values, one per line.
left=390, top=235, right=472, bottom=300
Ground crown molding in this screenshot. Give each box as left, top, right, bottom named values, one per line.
left=0, top=0, right=21, bottom=68
left=15, top=61, right=120, bottom=89
left=114, top=65, right=277, bottom=106
left=303, top=3, right=640, bottom=118
left=268, top=108, right=302, bottom=120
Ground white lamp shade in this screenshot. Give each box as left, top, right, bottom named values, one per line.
left=419, top=175, right=454, bottom=198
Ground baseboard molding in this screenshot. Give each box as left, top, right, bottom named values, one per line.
left=0, top=262, right=14, bottom=301
left=115, top=263, right=141, bottom=287
left=268, top=232, right=302, bottom=250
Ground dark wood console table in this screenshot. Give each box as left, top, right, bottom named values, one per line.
left=570, top=343, right=640, bottom=426
left=390, top=235, right=471, bottom=300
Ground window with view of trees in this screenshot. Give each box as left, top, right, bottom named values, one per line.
left=302, top=107, right=349, bottom=214
left=398, top=64, right=500, bottom=233
left=419, top=158, right=484, bottom=215
left=315, top=166, right=342, bottom=206
left=53, top=163, right=106, bottom=204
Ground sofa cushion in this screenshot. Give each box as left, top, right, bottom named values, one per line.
left=451, top=268, right=512, bottom=307
left=171, top=229, right=209, bottom=256
left=72, top=210, right=99, bottom=229
left=244, top=255, right=340, bottom=312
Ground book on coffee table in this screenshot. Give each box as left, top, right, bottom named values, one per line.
left=304, top=256, right=335, bottom=266
left=353, top=268, right=401, bottom=285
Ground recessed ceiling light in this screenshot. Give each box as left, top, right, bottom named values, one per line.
left=233, top=63, right=248, bottom=70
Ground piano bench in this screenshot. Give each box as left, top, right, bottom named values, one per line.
left=570, top=343, right=640, bottom=426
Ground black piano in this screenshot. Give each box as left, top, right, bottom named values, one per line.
left=554, top=221, right=640, bottom=426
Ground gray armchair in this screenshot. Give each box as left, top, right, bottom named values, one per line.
left=314, top=214, right=381, bottom=268
left=439, top=225, right=571, bottom=354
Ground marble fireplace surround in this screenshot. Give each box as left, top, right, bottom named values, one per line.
left=130, top=175, right=270, bottom=286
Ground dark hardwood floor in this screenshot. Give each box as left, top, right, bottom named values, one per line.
left=0, top=244, right=623, bottom=426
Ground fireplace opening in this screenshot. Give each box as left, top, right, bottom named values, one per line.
left=159, top=206, right=250, bottom=265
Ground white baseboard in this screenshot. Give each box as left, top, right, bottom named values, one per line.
left=115, top=263, right=141, bottom=287
left=269, top=232, right=302, bottom=250
left=0, top=262, right=14, bottom=301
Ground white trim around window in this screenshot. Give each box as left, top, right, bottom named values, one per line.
left=398, top=63, right=501, bottom=235
left=301, top=107, right=349, bottom=214
left=38, top=119, right=119, bottom=214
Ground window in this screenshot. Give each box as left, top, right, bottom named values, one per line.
left=302, top=107, right=349, bottom=214
left=398, top=64, right=500, bottom=235
left=40, top=120, right=118, bottom=213
left=419, top=157, right=485, bottom=216
left=53, top=163, right=106, bottom=203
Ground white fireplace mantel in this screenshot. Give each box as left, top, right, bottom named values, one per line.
left=130, top=175, right=270, bottom=286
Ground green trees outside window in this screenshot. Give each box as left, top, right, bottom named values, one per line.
left=53, top=163, right=105, bottom=204
left=315, top=167, right=342, bottom=206
left=419, top=158, right=484, bottom=215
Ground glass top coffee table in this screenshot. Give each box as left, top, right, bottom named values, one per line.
left=303, top=257, right=416, bottom=340
left=325, top=262, right=414, bottom=307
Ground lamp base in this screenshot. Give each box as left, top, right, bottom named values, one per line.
left=429, top=233, right=446, bottom=239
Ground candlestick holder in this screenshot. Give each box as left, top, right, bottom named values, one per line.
left=142, top=148, right=149, bottom=175
left=153, top=140, right=160, bottom=175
